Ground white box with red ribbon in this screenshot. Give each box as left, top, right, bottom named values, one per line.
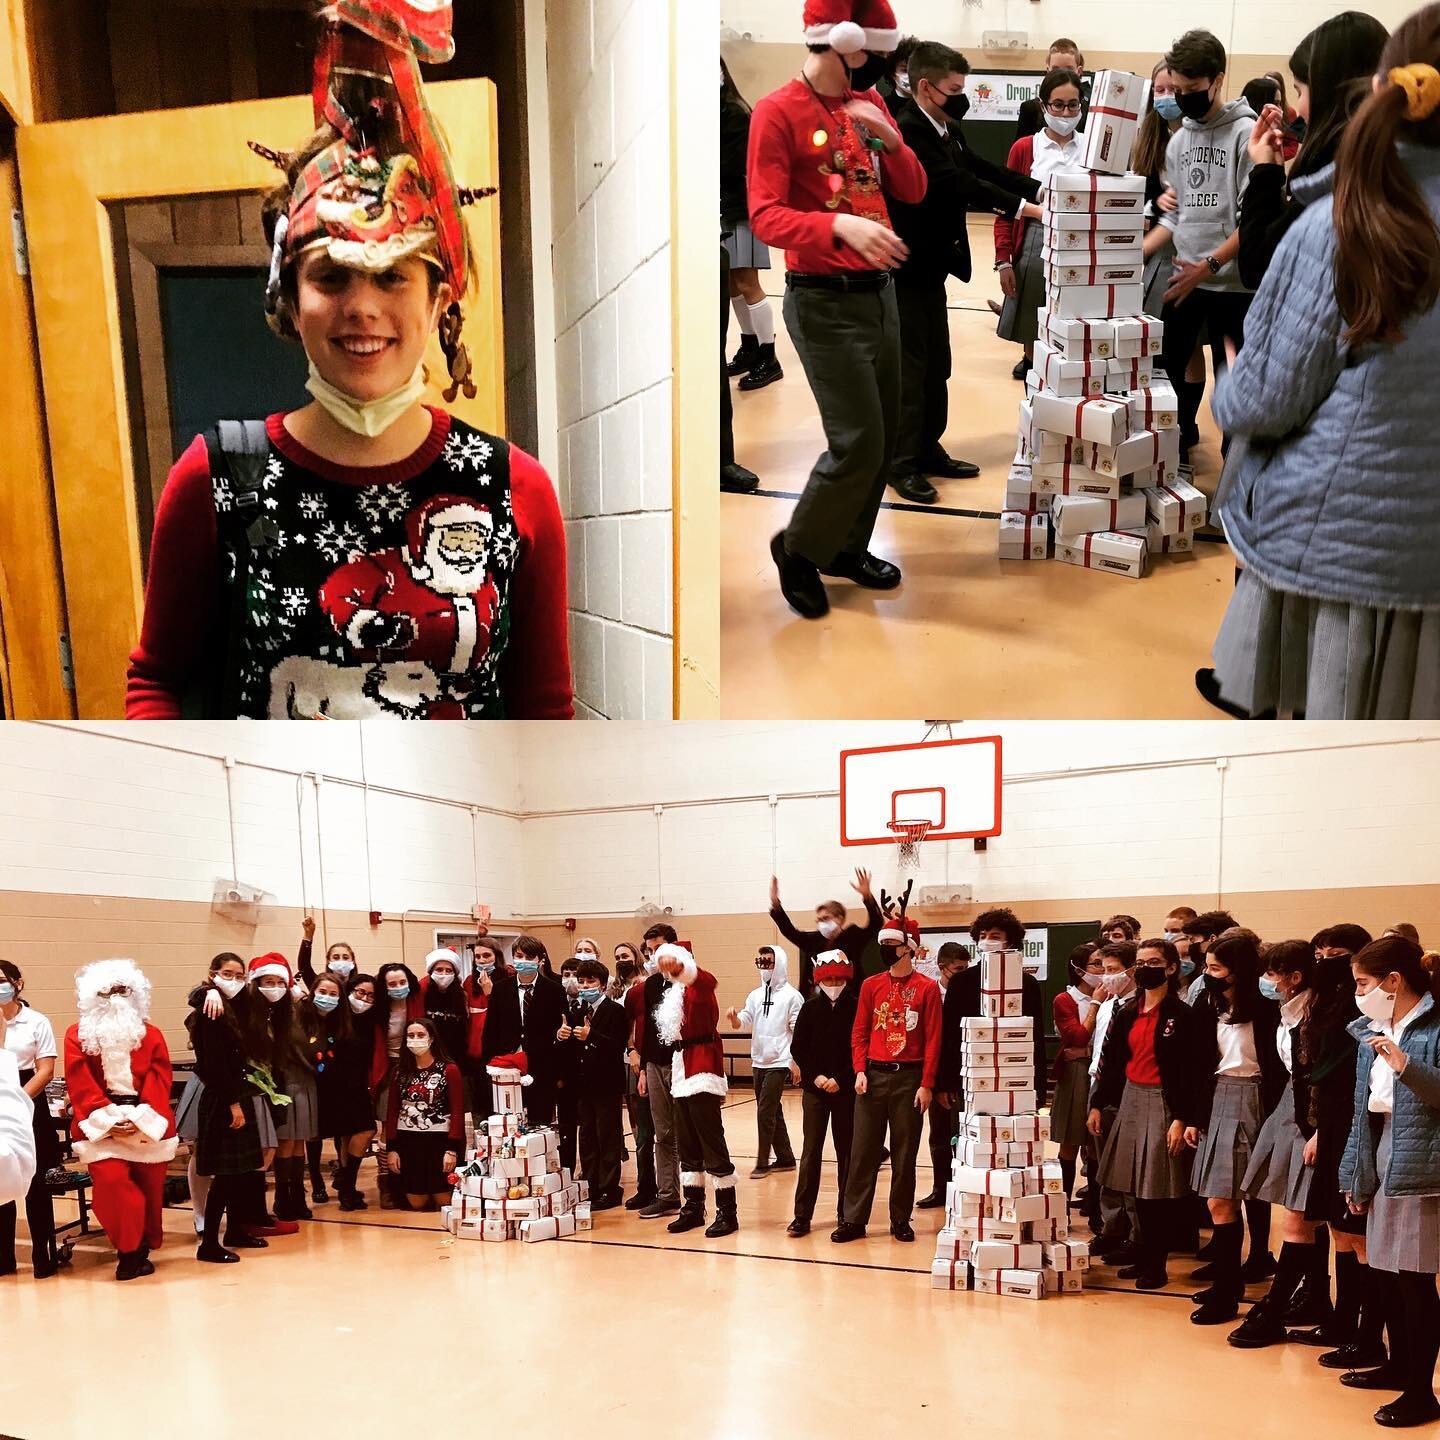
left=1044, top=1239, right=1092, bottom=1272
left=1105, top=355, right=1156, bottom=394
left=1031, top=389, right=1130, bottom=447
left=1046, top=169, right=1146, bottom=213
left=1090, top=425, right=1180, bottom=481
left=932, top=1258, right=974, bottom=1290
left=1050, top=490, right=1147, bottom=540
left=1112, top=313, right=1166, bottom=358
left=1146, top=522, right=1194, bottom=555
left=1055, top=529, right=1148, bottom=579
left=971, top=1239, right=1045, bottom=1272
left=952, top=1164, right=1034, bottom=1198
left=1079, top=69, right=1144, bottom=176
left=998, top=508, right=1050, bottom=560
left=1044, top=248, right=1144, bottom=288
left=968, top=1087, right=1039, bottom=1114
left=1034, top=338, right=1106, bottom=398
left=1145, top=477, right=1207, bottom=535
left=1038, top=312, right=1115, bottom=360
left=1120, top=382, right=1179, bottom=432
left=1046, top=212, right=1145, bottom=250
left=1047, top=281, right=1146, bottom=319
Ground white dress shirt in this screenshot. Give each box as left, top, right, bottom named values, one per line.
left=2, top=1005, right=57, bottom=1073
left=1029, top=128, right=1086, bottom=187
left=1367, top=997, right=1428, bottom=1114
left=1216, top=1019, right=1261, bottom=1078
left=1276, top=990, right=1309, bottom=1075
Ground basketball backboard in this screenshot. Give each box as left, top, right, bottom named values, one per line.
left=839, top=735, right=1003, bottom=847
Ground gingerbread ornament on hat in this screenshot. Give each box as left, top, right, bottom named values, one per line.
left=802, top=0, right=901, bottom=53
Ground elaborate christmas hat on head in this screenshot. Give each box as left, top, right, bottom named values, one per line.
left=424, top=946, right=460, bottom=973
left=250, top=1, right=493, bottom=401
left=802, top=0, right=900, bottom=53
left=813, top=949, right=853, bottom=982
left=249, top=952, right=293, bottom=985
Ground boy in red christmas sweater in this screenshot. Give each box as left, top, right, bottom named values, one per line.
left=746, top=0, right=925, bottom=620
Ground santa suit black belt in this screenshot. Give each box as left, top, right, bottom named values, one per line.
left=679, top=1033, right=719, bottom=1049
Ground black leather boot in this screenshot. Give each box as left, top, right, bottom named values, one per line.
left=666, top=1185, right=707, bottom=1234
left=704, top=1184, right=739, bottom=1238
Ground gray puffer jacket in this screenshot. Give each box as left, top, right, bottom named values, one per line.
left=1338, top=993, right=1440, bottom=1203
left=1213, top=143, right=1440, bottom=611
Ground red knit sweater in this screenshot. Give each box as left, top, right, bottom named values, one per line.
left=993, top=135, right=1037, bottom=266
left=126, top=408, right=572, bottom=719
left=851, top=969, right=943, bottom=1088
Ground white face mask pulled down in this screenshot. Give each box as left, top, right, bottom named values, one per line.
left=1356, top=983, right=1397, bottom=1026
left=306, top=360, right=428, bottom=438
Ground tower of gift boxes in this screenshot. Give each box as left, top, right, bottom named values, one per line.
left=930, top=948, right=1089, bottom=1299
left=999, top=69, right=1208, bottom=577
left=441, top=1053, right=591, bottom=1243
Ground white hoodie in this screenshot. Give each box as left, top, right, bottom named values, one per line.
left=737, top=945, right=803, bottom=1068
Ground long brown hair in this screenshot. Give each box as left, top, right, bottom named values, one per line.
left=1133, top=61, right=1175, bottom=181
left=1353, top=933, right=1440, bottom=1000
left=1333, top=6, right=1440, bottom=346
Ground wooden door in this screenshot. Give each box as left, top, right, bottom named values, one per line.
left=17, top=79, right=503, bottom=718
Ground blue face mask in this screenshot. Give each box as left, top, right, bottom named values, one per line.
left=313, top=992, right=340, bottom=1013
left=387, top=983, right=411, bottom=1001
left=0, top=983, right=14, bottom=1004
left=515, top=961, right=539, bottom=980
left=1258, top=976, right=1283, bottom=1002
left=1180, top=958, right=1197, bottom=978
left=1153, top=94, right=1182, bottom=122
left=579, top=986, right=602, bottom=1004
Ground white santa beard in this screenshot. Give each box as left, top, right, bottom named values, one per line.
left=76, top=1000, right=146, bottom=1090
left=655, top=979, right=686, bottom=1047
left=423, top=548, right=489, bottom=596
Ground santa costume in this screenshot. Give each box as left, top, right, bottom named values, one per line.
left=64, top=959, right=178, bottom=1280
left=653, top=944, right=738, bottom=1237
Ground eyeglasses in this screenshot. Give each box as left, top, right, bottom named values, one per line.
left=1046, top=100, right=1081, bottom=115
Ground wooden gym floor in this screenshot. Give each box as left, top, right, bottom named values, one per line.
left=0, top=1089, right=1405, bottom=1440
left=723, top=220, right=1234, bottom=720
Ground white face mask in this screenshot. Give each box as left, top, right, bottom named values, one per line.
left=329, top=958, right=356, bottom=977
left=977, top=938, right=1005, bottom=954
left=820, top=983, right=846, bottom=1002
left=213, top=976, right=245, bottom=999
left=258, top=984, right=286, bottom=1004
left=1046, top=111, right=1081, bottom=138
left=305, top=358, right=429, bottom=438
left=406, top=1036, right=431, bottom=1054
left=1356, top=983, right=1396, bottom=1025
left=1100, top=971, right=1132, bottom=992
left=1162, top=931, right=1181, bottom=944
left=349, top=996, right=373, bottom=1015
left=643, top=958, right=659, bottom=976
left=431, top=971, right=455, bottom=989
left=817, top=919, right=841, bottom=939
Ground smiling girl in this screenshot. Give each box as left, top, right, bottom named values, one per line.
left=126, top=4, right=570, bottom=720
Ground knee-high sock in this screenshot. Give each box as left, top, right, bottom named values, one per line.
left=1397, top=1270, right=1440, bottom=1401
left=1265, top=1241, right=1312, bottom=1311
left=201, top=1176, right=230, bottom=1249
left=1058, top=1153, right=1076, bottom=1202
left=1357, top=1263, right=1401, bottom=1361
left=1307, top=1225, right=1331, bottom=1299
left=1213, top=1220, right=1246, bottom=1301
left=1244, top=1198, right=1272, bottom=1259
left=746, top=297, right=775, bottom=346
left=1177, top=380, right=1205, bottom=439
left=731, top=295, right=755, bottom=335
left=1333, top=1249, right=1363, bottom=1337
left=306, top=1139, right=325, bottom=1189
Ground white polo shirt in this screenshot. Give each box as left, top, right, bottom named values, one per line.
left=2, top=1005, right=57, bottom=1074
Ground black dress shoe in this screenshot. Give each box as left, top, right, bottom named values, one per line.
left=889, top=470, right=939, bottom=504
left=1228, top=1305, right=1289, bottom=1348
left=1191, top=1299, right=1239, bottom=1325
left=1341, top=1366, right=1408, bottom=1391
left=727, top=338, right=759, bottom=376
left=770, top=532, right=829, bottom=619
left=1134, top=1270, right=1169, bottom=1291
left=1011, top=356, right=1029, bottom=380
left=830, top=1222, right=866, bottom=1243
left=737, top=347, right=783, bottom=391
left=786, top=1219, right=810, bottom=1238
left=721, top=462, right=760, bottom=493
left=921, top=451, right=981, bottom=479
left=1375, top=1396, right=1440, bottom=1428
left=1116, top=1263, right=1144, bottom=1280
left=915, top=1191, right=947, bottom=1210
left=819, top=552, right=902, bottom=590
left=890, top=1222, right=915, bottom=1242
left=1196, top=667, right=1278, bottom=720
left=1321, top=1343, right=1388, bottom=1370
left=196, top=1243, right=241, bottom=1265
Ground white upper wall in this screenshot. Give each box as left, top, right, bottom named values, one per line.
left=722, top=0, right=1415, bottom=60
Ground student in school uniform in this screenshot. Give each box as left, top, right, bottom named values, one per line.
left=1186, top=928, right=1286, bottom=1324
left=1088, top=942, right=1142, bottom=1258
left=1136, top=60, right=1185, bottom=318
left=1181, top=910, right=1241, bottom=1005
left=994, top=68, right=1088, bottom=379
left=570, top=958, right=630, bottom=1210
left=788, top=949, right=859, bottom=1236
left=303, top=971, right=376, bottom=1212
left=1052, top=943, right=1105, bottom=1217
left=1163, top=907, right=1201, bottom=987
left=553, top=955, right=586, bottom=1175
left=1090, top=938, right=1205, bottom=1290
left=369, top=961, right=426, bottom=1208
left=1340, top=934, right=1440, bottom=1429
left=1230, top=939, right=1329, bottom=1345
left=419, top=949, right=470, bottom=1079
left=385, top=1018, right=464, bottom=1211
left=0, top=962, right=59, bottom=1279
left=769, top=870, right=883, bottom=997
left=462, top=937, right=508, bottom=1122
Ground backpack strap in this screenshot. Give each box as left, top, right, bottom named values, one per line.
left=217, top=419, right=277, bottom=549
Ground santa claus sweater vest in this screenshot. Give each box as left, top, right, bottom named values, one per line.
left=128, top=408, right=573, bottom=719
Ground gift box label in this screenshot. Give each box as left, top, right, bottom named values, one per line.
left=967, top=1087, right=1038, bottom=1114
left=1046, top=170, right=1146, bottom=212
left=998, top=508, right=1050, bottom=561
left=1144, top=478, right=1207, bottom=535
left=1145, top=521, right=1194, bottom=555
left=1050, top=490, right=1147, bottom=540
left=972, top=1240, right=1045, bottom=1271
left=1044, top=250, right=1145, bottom=287
left=998, top=1266, right=1047, bottom=1300
left=1112, top=313, right=1165, bottom=358
left=1055, top=529, right=1148, bottom=579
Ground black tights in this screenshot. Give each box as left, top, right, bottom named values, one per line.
left=0, top=1184, right=57, bottom=1271
left=1394, top=1270, right=1440, bottom=1402
left=201, top=1173, right=243, bottom=1248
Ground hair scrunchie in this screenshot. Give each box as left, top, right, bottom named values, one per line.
left=1388, top=62, right=1440, bottom=121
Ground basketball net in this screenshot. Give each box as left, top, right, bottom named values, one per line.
left=887, top=819, right=932, bottom=872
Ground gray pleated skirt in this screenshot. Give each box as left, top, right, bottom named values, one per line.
left=1192, top=1075, right=1265, bottom=1199
left=1241, top=1094, right=1313, bottom=1212
left=1367, top=1116, right=1440, bottom=1275
left=273, top=1076, right=319, bottom=1142
left=723, top=221, right=771, bottom=271
left=1050, top=1057, right=1091, bottom=1148
left=1142, top=230, right=1175, bottom=317
left=997, top=224, right=1046, bottom=345
left=175, top=1072, right=205, bottom=1143
left=1212, top=569, right=1440, bottom=720
left=252, top=1093, right=278, bottom=1150
left=1099, top=1081, right=1192, bottom=1200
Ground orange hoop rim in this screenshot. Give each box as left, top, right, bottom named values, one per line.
left=886, top=819, right=934, bottom=842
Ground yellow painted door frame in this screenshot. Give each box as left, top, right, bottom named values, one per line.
left=18, top=79, right=502, bottom=718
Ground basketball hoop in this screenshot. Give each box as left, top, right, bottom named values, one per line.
left=887, top=819, right=932, bottom=871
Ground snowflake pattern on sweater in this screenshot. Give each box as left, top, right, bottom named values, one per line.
left=214, top=418, right=517, bottom=719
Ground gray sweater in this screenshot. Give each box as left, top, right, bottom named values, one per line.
left=1158, top=98, right=1257, bottom=292
left=1213, top=144, right=1440, bottom=611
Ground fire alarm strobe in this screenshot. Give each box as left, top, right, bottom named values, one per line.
left=839, top=735, right=1003, bottom=848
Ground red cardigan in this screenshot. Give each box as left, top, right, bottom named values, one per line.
left=993, top=134, right=1037, bottom=267
left=384, top=1059, right=466, bottom=1143
left=1052, top=990, right=1093, bottom=1077
left=369, top=990, right=427, bottom=1097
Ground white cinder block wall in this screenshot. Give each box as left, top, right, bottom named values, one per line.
left=548, top=0, right=674, bottom=720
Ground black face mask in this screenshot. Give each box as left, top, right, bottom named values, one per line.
left=1203, top=971, right=1230, bottom=994
left=1175, top=85, right=1215, bottom=120
left=846, top=52, right=888, bottom=91
left=938, top=90, right=970, bottom=122
left=1134, top=964, right=1167, bottom=991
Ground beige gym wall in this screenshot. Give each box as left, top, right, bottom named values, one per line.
left=9, top=885, right=1436, bottom=1072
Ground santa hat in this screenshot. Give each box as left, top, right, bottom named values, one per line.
left=802, top=0, right=900, bottom=54
left=812, top=949, right=853, bottom=983
left=406, top=495, right=494, bottom=579
left=877, top=924, right=912, bottom=945
left=486, top=1050, right=534, bottom=1085
left=653, top=942, right=697, bottom=984
left=249, top=952, right=292, bottom=985
left=425, top=947, right=461, bottom=973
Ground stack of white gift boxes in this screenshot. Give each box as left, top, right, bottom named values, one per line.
left=441, top=1060, right=591, bottom=1242
left=930, top=948, right=1089, bottom=1299
left=999, top=68, right=1208, bottom=577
